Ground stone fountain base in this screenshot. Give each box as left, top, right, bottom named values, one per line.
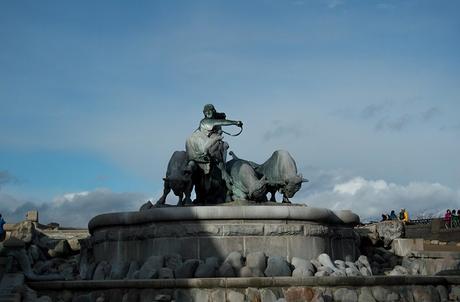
left=88, top=204, right=360, bottom=265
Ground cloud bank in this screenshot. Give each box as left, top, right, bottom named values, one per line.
left=297, top=175, right=460, bottom=222
left=0, top=189, right=146, bottom=228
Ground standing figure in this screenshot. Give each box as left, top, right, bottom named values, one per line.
left=186, top=104, right=243, bottom=203
left=0, top=214, right=5, bottom=241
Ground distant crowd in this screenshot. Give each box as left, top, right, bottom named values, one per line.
left=443, top=209, right=460, bottom=229
left=381, top=208, right=409, bottom=223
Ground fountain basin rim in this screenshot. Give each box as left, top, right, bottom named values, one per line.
left=28, top=276, right=459, bottom=290
left=88, top=205, right=359, bottom=234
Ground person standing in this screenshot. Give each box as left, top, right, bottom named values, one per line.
left=389, top=210, right=398, bottom=220
left=0, top=214, right=5, bottom=241
left=452, top=210, right=459, bottom=228
left=444, top=209, right=452, bottom=229
left=403, top=209, right=409, bottom=223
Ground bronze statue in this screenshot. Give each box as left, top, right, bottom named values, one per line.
left=152, top=104, right=307, bottom=206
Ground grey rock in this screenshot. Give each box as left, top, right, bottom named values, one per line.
left=218, top=262, right=235, bottom=277
left=239, top=266, right=252, bottom=277
left=334, top=288, right=358, bottom=302
left=318, top=266, right=334, bottom=274
left=29, top=245, right=41, bottom=262
left=139, top=200, right=153, bottom=211
left=132, top=270, right=140, bottom=279
left=189, top=288, right=209, bottom=302
left=10, top=221, right=35, bottom=243
left=67, top=238, right=81, bottom=252
left=74, top=294, right=92, bottom=302
left=37, top=296, right=52, bottom=302
left=48, top=240, right=72, bottom=258
left=292, top=267, right=314, bottom=277
left=412, top=286, right=439, bottom=302
left=159, top=267, right=174, bottom=279
left=346, top=261, right=359, bottom=270
left=315, top=270, right=329, bottom=276
left=139, top=256, right=164, bottom=279
left=165, top=253, right=182, bottom=270
left=311, top=259, right=322, bottom=271
left=331, top=269, right=346, bottom=277
left=205, top=256, right=220, bottom=268
left=357, top=255, right=372, bottom=273
left=246, top=252, right=266, bottom=272
left=291, top=257, right=314, bottom=272
left=126, top=261, right=139, bottom=279
left=227, top=290, right=245, bottom=302
left=246, top=288, right=261, bottom=302
left=224, top=251, right=243, bottom=271
left=260, top=288, right=277, bottom=302
left=360, top=267, right=371, bottom=276
left=436, top=285, right=448, bottom=302
left=211, top=289, right=226, bottom=302
left=153, top=294, right=171, bottom=301
left=358, top=288, right=376, bottom=302
left=175, top=259, right=200, bottom=278
left=174, top=289, right=192, bottom=302
left=334, top=260, right=346, bottom=270
left=93, top=261, right=111, bottom=280
left=194, top=262, right=216, bottom=278
left=252, top=267, right=265, bottom=277
left=264, top=256, right=291, bottom=277
left=110, top=260, right=128, bottom=280
left=388, top=265, right=409, bottom=276
left=371, top=287, right=396, bottom=302
left=317, top=253, right=337, bottom=272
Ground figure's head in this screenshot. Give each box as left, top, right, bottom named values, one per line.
left=203, top=104, right=216, bottom=118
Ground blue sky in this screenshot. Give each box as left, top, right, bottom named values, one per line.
left=1, top=0, right=459, bottom=226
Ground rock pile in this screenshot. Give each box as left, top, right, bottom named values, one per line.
left=87, top=252, right=375, bottom=280
left=1, top=221, right=82, bottom=281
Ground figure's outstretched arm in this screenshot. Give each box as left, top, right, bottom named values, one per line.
left=207, top=119, right=243, bottom=128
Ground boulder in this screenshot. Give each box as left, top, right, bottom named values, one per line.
left=159, top=267, right=174, bottom=279
left=346, top=267, right=361, bottom=277
left=139, top=255, right=164, bottom=279
left=315, top=270, right=329, bottom=277
left=264, top=256, right=291, bottom=277
left=10, top=221, right=35, bottom=244
left=126, top=261, right=139, bottom=279
left=227, top=290, right=245, bottom=302
left=48, top=240, right=72, bottom=258
left=165, top=254, right=182, bottom=270
left=291, top=257, right=314, bottom=273
left=224, top=251, right=243, bottom=271
left=194, top=262, right=216, bottom=278
left=175, top=259, right=200, bottom=278
left=93, top=261, right=111, bottom=280
left=239, top=266, right=252, bottom=277
left=246, top=252, right=266, bottom=272
left=334, top=260, right=346, bottom=270
left=317, top=254, right=337, bottom=272
left=218, top=262, right=235, bottom=277
left=139, top=201, right=153, bottom=211
left=205, top=257, right=220, bottom=268
left=292, top=267, right=314, bottom=277
left=334, top=288, right=358, bottom=302
left=260, top=289, right=277, bottom=302
left=110, top=260, right=128, bottom=280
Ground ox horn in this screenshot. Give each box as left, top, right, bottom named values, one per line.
left=298, top=173, right=309, bottom=183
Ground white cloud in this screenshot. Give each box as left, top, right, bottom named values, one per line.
left=298, top=176, right=460, bottom=222
left=0, top=189, right=147, bottom=228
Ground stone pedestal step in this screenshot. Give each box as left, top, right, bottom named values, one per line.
left=0, top=293, right=21, bottom=302
left=0, top=273, right=24, bottom=302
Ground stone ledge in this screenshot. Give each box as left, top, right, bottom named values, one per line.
left=88, top=206, right=359, bottom=234
left=27, top=276, right=460, bottom=290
